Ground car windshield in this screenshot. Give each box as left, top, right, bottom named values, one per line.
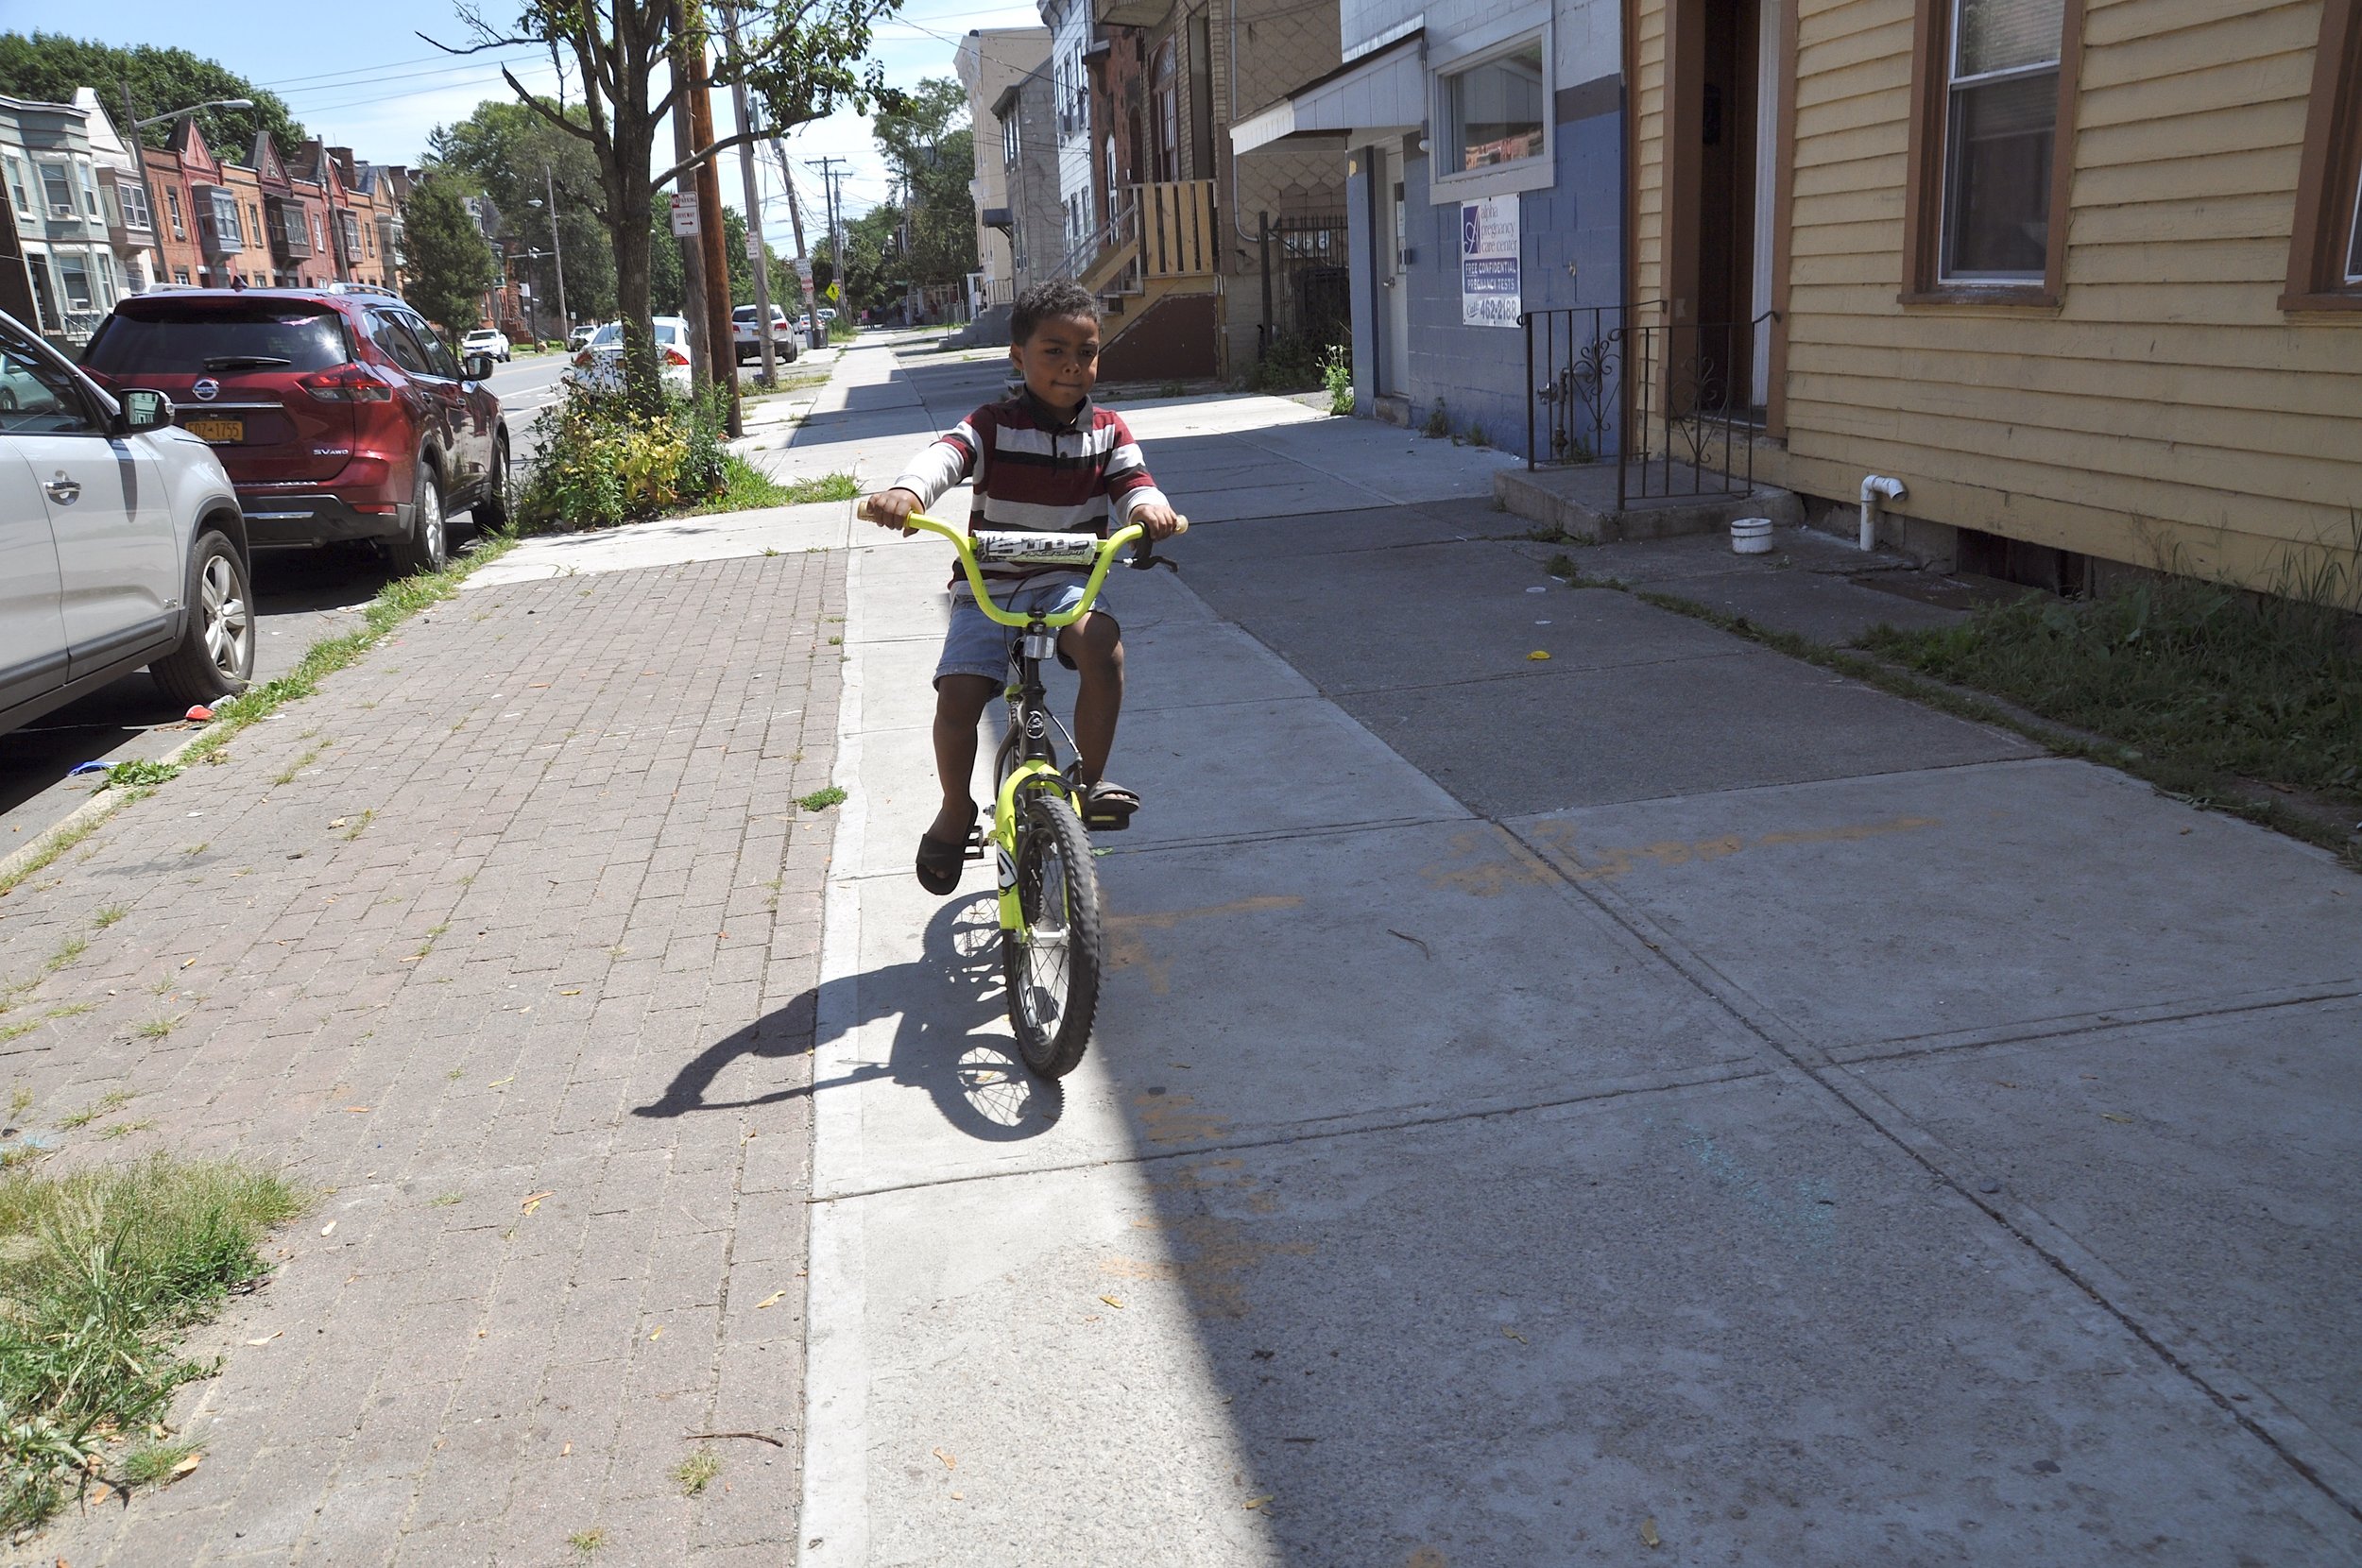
left=84, top=303, right=349, bottom=375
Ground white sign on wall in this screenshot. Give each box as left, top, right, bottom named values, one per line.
left=1460, top=196, right=1520, bottom=329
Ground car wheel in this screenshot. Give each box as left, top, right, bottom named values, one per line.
left=473, top=437, right=511, bottom=534
left=150, top=530, right=255, bottom=707
left=392, top=463, right=449, bottom=575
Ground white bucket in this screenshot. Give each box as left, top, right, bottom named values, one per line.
left=1730, top=517, right=1774, bottom=554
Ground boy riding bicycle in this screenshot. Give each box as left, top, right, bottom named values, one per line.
left=865, top=280, right=1185, bottom=895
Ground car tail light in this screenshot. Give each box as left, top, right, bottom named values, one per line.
left=300, top=365, right=393, bottom=402
left=663, top=347, right=690, bottom=366
left=574, top=350, right=591, bottom=366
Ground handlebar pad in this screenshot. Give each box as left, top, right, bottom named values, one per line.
left=858, top=495, right=1189, bottom=539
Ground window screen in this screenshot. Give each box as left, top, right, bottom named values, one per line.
left=1939, top=0, right=2062, bottom=282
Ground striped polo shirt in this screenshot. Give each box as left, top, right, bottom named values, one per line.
left=891, top=390, right=1169, bottom=590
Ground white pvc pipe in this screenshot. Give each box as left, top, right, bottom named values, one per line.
left=1858, top=473, right=1907, bottom=552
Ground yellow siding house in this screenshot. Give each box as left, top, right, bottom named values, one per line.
left=1628, top=0, right=2362, bottom=595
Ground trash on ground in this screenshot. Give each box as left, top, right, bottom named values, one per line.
left=1528, top=650, right=1552, bottom=661
left=1641, top=1516, right=1662, bottom=1548
left=521, top=1189, right=556, bottom=1213
left=68, top=760, right=108, bottom=775
left=185, top=705, right=214, bottom=722
left=933, top=1448, right=957, bottom=1471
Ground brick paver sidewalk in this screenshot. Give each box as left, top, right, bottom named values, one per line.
left=0, top=552, right=842, bottom=1566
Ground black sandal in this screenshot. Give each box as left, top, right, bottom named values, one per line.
left=916, top=801, right=978, bottom=895
left=1078, top=778, right=1141, bottom=831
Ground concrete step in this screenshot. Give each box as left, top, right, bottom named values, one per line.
left=1495, top=458, right=1803, bottom=542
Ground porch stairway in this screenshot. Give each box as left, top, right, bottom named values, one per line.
left=1494, top=460, right=1803, bottom=543
left=1061, top=179, right=1223, bottom=383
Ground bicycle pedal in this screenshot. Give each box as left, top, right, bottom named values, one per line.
left=964, top=828, right=988, bottom=861
left=1082, top=810, right=1134, bottom=832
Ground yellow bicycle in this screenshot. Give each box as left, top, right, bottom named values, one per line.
left=867, top=505, right=1187, bottom=1078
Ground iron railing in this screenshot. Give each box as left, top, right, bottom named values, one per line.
left=1523, top=303, right=1776, bottom=509
left=1257, top=211, right=1349, bottom=355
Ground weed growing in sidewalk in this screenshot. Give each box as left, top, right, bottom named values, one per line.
left=0, top=1154, right=308, bottom=1533
left=119, top=1440, right=201, bottom=1487
left=92, top=906, right=126, bottom=929
left=100, top=758, right=180, bottom=792
left=57, top=1091, right=133, bottom=1131
left=796, top=786, right=847, bottom=812
left=675, top=1448, right=721, bottom=1495
left=567, top=1525, right=608, bottom=1555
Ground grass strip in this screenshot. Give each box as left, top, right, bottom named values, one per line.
left=0, top=1154, right=309, bottom=1534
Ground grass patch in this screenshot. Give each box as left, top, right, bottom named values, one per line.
left=339, top=810, right=376, bottom=842
left=796, top=786, right=847, bottom=812
left=100, top=758, right=180, bottom=792
left=132, top=1017, right=179, bottom=1042
left=568, top=1525, right=608, bottom=1555
left=0, top=1005, right=94, bottom=1047
left=43, top=938, right=86, bottom=975
left=1860, top=580, right=2362, bottom=810
left=684, top=455, right=794, bottom=517
left=676, top=1448, right=721, bottom=1495
left=98, top=1118, right=156, bottom=1140
left=0, top=1154, right=308, bottom=1532
left=92, top=906, right=127, bottom=929
left=773, top=470, right=861, bottom=506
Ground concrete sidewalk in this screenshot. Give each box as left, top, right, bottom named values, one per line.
left=804, top=341, right=2362, bottom=1564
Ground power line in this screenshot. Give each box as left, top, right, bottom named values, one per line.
left=253, top=47, right=548, bottom=92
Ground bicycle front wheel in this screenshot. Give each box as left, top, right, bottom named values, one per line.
left=1003, top=793, right=1104, bottom=1079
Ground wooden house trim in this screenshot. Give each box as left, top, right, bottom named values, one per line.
left=2283, top=0, right=2362, bottom=310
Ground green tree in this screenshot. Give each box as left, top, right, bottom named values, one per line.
left=430, top=98, right=615, bottom=330
left=0, top=31, right=303, bottom=152
left=402, top=179, right=500, bottom=342
left=872, top=77, right=977, bottom=292
left=433, top=0, right=898, bottom=410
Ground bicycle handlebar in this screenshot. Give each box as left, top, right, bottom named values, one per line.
left=858, top=500, right=1187, bottom=629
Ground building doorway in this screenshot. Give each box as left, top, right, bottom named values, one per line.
left=1663, top=0, right=1777, bottom=420
left=1373, top=144, right=1412, bottom=399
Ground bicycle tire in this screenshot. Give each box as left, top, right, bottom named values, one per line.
left=1003, top=793, right=1104, bottom=1078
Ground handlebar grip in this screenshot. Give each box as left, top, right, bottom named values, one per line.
left=1170, top=515, right=1189, bottom=536
left=857, top=495, right=886, bottom=522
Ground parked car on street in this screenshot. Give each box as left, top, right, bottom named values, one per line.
left=566, top=324, right=597, bottom=353
left=564, top=317, right=693, bottom=398
left=0, top=308, right=255, bottom=737
left=730, top=304, right=800, bottom=366
left=79, top=288, right=510, bottom=574
left=461, top=327, right=512, bottom=363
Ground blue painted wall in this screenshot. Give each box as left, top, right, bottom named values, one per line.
left=1389, top=105, right=1623, bottom=458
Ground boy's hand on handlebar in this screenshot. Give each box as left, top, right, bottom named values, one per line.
left=863, top=487, right=923, bottom=535
left=1131, top=502, right=1184, bottom=541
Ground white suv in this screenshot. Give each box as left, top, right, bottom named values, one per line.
left=1, top=309, right=255, bottom=735
left=461, top=328, right=512, bottom=362
left=731, top=304, right=799, bottom=366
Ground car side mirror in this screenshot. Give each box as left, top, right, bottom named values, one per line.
left=119, top=388, right=175, bottom=435
left=463, top=353, right=495, bottom=382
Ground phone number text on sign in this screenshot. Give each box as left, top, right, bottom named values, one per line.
left=1461, top=196, right=1520, bottom=329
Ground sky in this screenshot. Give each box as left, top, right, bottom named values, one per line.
left=3, top=0, right=1047, bottom=247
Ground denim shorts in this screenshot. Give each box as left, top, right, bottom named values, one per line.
left=933, top=575, right=1119, bottom=688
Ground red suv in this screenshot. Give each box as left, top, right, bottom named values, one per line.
left=80, top=287, right=507, bottom=572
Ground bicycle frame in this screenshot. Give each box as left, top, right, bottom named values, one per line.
left=895, top=511, right=1148, bottom=937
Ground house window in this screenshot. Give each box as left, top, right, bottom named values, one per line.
left=1154, top=42, right=1179, bottom=182
left=1904, top=0, right=2080, bottom=300
left=1003, top=114, right=1018, bottom=169
left=1443, top=43, right=1546, bottom=173
left=164, top=187, right=184, bottom=239
left=77, top=161, right=102, bottom=220
left=58, top=253, right=93, bottom=312
left=203, top=189, right=243, bottom=248
left=114, top=178, right=150, bottom=231
left=1939, top=0, right=2061, bottom=281
left=2284, top=0, right=2362, bottom=307
left=248, top=202, right=263, bottom=245
left=313, top=213, right=324, bottom=250
left=39, top=161, right=75, bottom=218
left=3, top=156, right=31, bottom=216
left=174, top=268, right=190, bottom=285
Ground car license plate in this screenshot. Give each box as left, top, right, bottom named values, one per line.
left=185, top=418, right=243, bottom=444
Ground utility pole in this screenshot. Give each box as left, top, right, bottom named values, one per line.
left=810, top=154, right=848, bottom=326
left=686, top=14, right=741, bottom=436
left=722, top=1, right=776, bottom=388
left=541, top=163, right=569, bottom=336
left=669, top=16, right=710, bottom=396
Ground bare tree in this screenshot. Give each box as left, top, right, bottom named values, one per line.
left=428, top=0, right=892, bottom=407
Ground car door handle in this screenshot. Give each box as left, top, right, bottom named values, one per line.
left=43, top=476, right=80, bottom=504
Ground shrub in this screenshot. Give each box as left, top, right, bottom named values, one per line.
left=1246, top=332, right=1331, bottom=393
left=516, top=386, right=733, bottom=532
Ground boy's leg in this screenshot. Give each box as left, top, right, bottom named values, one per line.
left=1058, top=612, right=1124, bottom=785
left=930, top=674, right=999, bottom=841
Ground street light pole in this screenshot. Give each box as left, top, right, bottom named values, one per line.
left=119, top=91, right=252, bottom=293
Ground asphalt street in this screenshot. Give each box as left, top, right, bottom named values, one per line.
left=0, top=352, right=570, bottom=850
